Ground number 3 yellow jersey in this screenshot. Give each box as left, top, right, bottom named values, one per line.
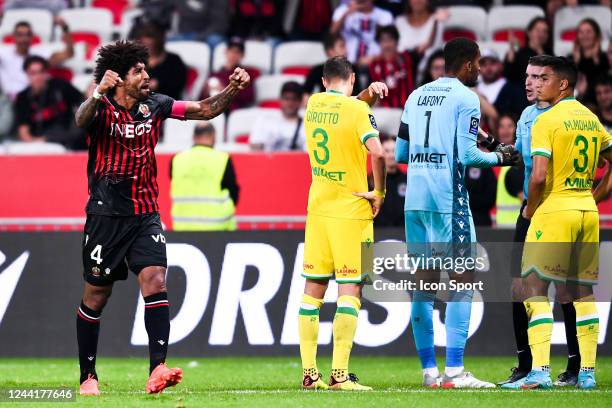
left=531, top=97, right=612, bottom=214
left=304, top=90, right=379, bottom=220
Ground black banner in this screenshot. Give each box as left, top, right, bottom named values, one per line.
left=0, top=229, right=610, bottom=357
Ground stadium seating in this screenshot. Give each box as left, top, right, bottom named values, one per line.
left=443, top=6, right=487, bottom=42
left=117, top=8, right=144, bottom=40
left=72, top=74, right=94, bottom=95
left=227, top=107, right=281, bottom=144
left=165, top=41, right=211, bottom=100
left=372, top=108, right=402, bottom=137
left=58, top=8, right=114, bottom=60
left=553, top=6, right=611, bottom=57
left=212, top=40, right=273, bottom=75
left=156, top=114, right=226, bottom=153
left=91, top=0, right=130, bottom=25
left=255, top=74, right=305, bottom=107
left=4, top=142, right=67, bottom=154
left=477, top=41, right=510, bottom=62
left=487, top=6, right=545, bottom=46
left=273, top=41, right=327, bottom=75
left=0, top=9, right=54, bottom=43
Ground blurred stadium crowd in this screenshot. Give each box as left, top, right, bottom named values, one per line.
left=0, top=0, right=609, bottom=227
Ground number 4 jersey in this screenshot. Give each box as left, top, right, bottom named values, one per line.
left=304, top=90, right=379, bottom=220
left=530, top=97, right=612, bottom=214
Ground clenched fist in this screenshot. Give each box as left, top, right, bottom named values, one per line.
left=97, top=70, right=123, bottom=94
left=229, top=67, right=250, bottom=91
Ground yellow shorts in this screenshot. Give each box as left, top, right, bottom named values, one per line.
left=521, top=210, right=599, bottom=285
left=302, top=213, right=373, bottom=283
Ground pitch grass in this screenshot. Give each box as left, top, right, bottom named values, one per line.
left=1, top=356, right=611, bottom=407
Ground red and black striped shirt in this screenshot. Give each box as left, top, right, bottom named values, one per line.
left=368, top=51, right=420, bottom=109
left=85, top=93, right=174, bottom=216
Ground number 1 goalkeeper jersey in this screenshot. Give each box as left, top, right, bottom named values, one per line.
left=531, top=97, right=612, bottom=214
left=304, top=90, right=379, bottom=220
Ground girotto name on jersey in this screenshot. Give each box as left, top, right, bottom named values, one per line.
left=110, top=119, right=153, bottom=138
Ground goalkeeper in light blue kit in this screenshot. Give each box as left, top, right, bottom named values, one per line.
left=396, top=38, right=519, bottom=388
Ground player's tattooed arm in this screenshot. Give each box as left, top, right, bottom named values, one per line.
left=357, top=82, right=389, bottom=107
left=184, top=67, right=250, bottom=120
left=75, top=97, right=100, bottom=128
left=75, top=70, right=123, bottom=128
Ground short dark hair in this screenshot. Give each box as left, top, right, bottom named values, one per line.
left=444, top=38, right=479, bottom=73
left=227, top=37, right=245, bottom=53
left=594, top=75, right=612, bottom=88
left=375, top=25, right=399, bottom=43
left=133, top=21, right=165, bottom=52
left=94, top=40, right=149, bottom=85
left=23, top=55, right=48, bottom=72
left=194, top=122, right=215, bottom=136
left=527, top=16, right=548, bottom=32
left=323, top=56, right=353, bottom=81
left=14, top=21, right=31, bottom=32
left=323, top=33, right=344, bottom=51
left=578, top=18, right=602, bottom=40
left=528, top=54, right=557, bottom=67
left=540, top=56, right=578, bottom=88
left=281, top=81, right=304, bottom=98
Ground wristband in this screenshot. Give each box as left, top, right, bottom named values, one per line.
left=92, top=87, right=105, bottom=100
left=374, top=190, right=386, bottom=198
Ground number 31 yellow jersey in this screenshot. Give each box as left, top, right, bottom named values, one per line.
left=531, top=97, right=612, bottom=214
left=304, top=90, right=379, bottom=220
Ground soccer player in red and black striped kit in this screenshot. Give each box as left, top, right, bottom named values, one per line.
left=74, top=41, right=250, bottom=395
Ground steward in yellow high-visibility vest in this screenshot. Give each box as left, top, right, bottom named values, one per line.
left=496, top=166, right=522, bottom=227
left=170, top=122, right=240, bottom=230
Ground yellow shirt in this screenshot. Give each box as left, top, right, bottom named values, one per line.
left=305, top=90, right=379, bottom=220
left=531, top=97, right=612, bottom=214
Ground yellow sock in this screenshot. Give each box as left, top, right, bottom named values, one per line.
left=524, top=296, right=553, bottom=369
left=332, top=295, right=361, bottom=380
left=299, top=294, right=324, bottom=377
left=574, top=295, right=599, bottom=369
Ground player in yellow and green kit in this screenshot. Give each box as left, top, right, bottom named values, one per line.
left=519, top=56, right=612, bottom=390
left=299, top=56, right=388, bottom=391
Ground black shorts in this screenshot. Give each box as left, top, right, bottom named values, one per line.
left=82, top=213, right=167, bottom=286
left=510, top=200, right=530, bottom=277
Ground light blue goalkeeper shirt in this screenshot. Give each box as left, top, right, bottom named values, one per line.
left=395, top=77, right=499, bottom=214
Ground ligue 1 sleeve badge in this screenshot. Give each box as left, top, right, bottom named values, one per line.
left=139, top=103, right=151, bottom=118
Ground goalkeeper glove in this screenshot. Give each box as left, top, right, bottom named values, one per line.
left=494, top=144, right=520, bottom=166
left=478, top=129, right=501, bottom=151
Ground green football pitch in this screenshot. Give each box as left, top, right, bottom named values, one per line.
left=1, top=356, right=611, bottom=407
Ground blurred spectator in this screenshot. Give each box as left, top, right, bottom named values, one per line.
left=230, top=0, right=285, bottom=41
left=419, top=48, right=444, bottom=85
left=0, top=21, right=74, bottom=99
left=370, top=135, right=406, bottom=227
left=572, top=18, right=610, bottom=104
left=330, top=0, right=394, bottom=65
left=394, top=0, right=443, bottom=54
left=173, top=0, right=229, bottom=48
left=504, top=17, right=552, bottom=84
left=368, top=25, right=420, bottom=108
left=465, top=165, right=497, bottom=227
left=200, top=38, right=256, bottom=112
left=595, top=76, right=612, bottom=133
left=304, top=33, right=363, bottom=97
left=375, top=0, right=405, bottom=17
left=4, top=0, right=67, bottom=14
left=138, top=0, right=174, bottom=30
left=494, top=114, right=523, bottom=227
left=250, top=81, right=305, bottom=151
left=0, top=90, right=13, bottom=142
left=14, top=56, right=84, bottom=150
left=496, top=114, right=518, bottom=145
left=476, top=49, right=528, bottom=119
left=286, top=0, right=333, bottom=40
left=133, top=22, right=187, bottom=100
left=171, top=122, right=239, bottom=231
